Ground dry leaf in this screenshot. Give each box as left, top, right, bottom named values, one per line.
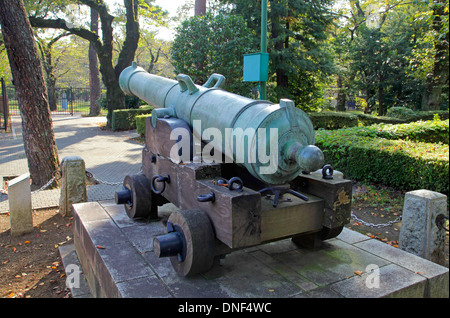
left=354, top=270, right=363, bottom=276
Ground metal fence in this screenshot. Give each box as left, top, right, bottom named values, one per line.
left=5, top=86, right=102, bottom=116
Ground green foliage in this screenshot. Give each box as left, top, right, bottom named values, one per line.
left=111, top=105, right=154, bottom=131
left=308, top=111, right=403, bottom=130
left=308, top=112, right=359, bottom=130
left=308, top=109, right=449, bottom=130
left=136, top=114, right=151, bottom=136
left=171, top=12, right=254, bottom=96
left=386, top=107, right=417, bottom=120
left=315, top=125, right=449, bottom=195
left=333, top=119, right=449, bottom=144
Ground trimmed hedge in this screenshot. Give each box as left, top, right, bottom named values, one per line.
left=308, top=111, right=403, bottom=130
left=330, top=119, right=449, bottom=144
left=307, top=110, right=449, bottom=130
left=136, top=114, right=151, bottom=137
left=315, top=128, right=449, bottom=195
left=111, top=105, right=154, bottom=131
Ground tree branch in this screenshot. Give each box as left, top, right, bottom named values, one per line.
left=29, top=16, right=103, bottom=52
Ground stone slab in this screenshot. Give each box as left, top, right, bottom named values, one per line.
left=70, top=201, right=449, bottom=299
left=8, top=173, right=33, bottom=236
left=399, top=189, right=448, bottom=266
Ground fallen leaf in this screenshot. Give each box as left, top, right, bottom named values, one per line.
left=24, top=241, right=30, bottom=244
left=354, top=271, right=363, bottom=276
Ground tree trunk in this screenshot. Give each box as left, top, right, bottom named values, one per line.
left=195, top=0, right=207, bottom=16
left=336, top=75, right=347, bottom=111
left=46, top=77, right=57, bottom=111
left=89, top=8, right=101, bottom=116
left=271, top=2, right=289, bottom=93
left=0, top=0, right=60, bottom=187
left=42, top=50, right=58, bottom=111
left=378, top=84, right=385, bottom=116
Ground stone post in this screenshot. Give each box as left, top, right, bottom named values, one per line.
left=59, top=156, right=87, bottom=217
left=399, top=189, right=448, bottom=266
left=8, top=173, right=33, bottom=236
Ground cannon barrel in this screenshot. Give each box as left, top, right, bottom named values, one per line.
left=119, top=62, right=324, bottom=185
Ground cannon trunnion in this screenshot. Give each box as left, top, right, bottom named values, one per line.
left=115, top=64, right=352, bottom=277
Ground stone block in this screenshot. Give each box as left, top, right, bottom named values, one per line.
left=399, top=189, right=448, bottom=266
left=8, top=173, right=33, bottom=236
left=59, top=156, right=87, bottom=217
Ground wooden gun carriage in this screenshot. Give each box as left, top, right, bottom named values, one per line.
left=115, top=63, right=352, bottom=276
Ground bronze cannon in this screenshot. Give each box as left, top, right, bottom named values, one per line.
left=115, top=62, right=352, bottom=276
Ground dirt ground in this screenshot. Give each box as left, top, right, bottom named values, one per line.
left=0, top=182, right=448, bottom=298
left=0, top=208, right=73, bottom=298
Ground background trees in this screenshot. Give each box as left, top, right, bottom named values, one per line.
left=329, top=0, right=448, bottom=115
left=217, top=0, right=335, bottom=111
left=27, top=0, right=166, bottom=127
left=0, top=0, right=60, bottom=187
left=1, top=0, right=448, bottom=120
left=171, top=11, right=254, bottom=96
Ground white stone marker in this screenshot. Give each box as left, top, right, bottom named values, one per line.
left=8, top=173, right=33, bottom=236
left=399, top=189, right=448, bottom=265
left=59, top=156, right=87, bottom=217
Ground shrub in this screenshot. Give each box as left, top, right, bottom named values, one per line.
left=354, top=113, right=403, bottom=126
left=386, top=107, right=416, bottom=120
left=334, top=119, right=449, bottom=144
left=315, top=129, right=449, bottom=195
left=136, top=114, right=151, bottom=137
left=111, top=105, right=154, bottom=131
left=308, top=112, right=359, bottom=130
left=307, top=109, right=449, bottom=130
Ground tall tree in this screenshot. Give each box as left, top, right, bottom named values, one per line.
left=88, top=7, right=101, bottom=116
left=36, top=31, right=70, bottom=111
left=171, top=12, right=254, bottom=96
left=195, top=0, right=207, bottom=15
left=28, top=0, right=142, bottom=127
left=0, top=0, right=60, bottom=187
left=421, top=0, right=449, bottom=110
left=220, top=0, right=334, bottom=110
left=333, top=0, right=429, bottom=115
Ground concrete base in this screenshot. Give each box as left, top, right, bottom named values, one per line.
left=68, top=200, right=449, bottom=298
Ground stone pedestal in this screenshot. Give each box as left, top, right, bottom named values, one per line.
left=8, top=173, right=33, bottom=236
left=59, top=156, right=87, bottom=217
left=399, top=189, right=448, bottom=266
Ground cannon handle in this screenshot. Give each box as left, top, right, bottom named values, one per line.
left=203, top=73, right=226, bottom=89
left=176, top=74, right=199, bottom=95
